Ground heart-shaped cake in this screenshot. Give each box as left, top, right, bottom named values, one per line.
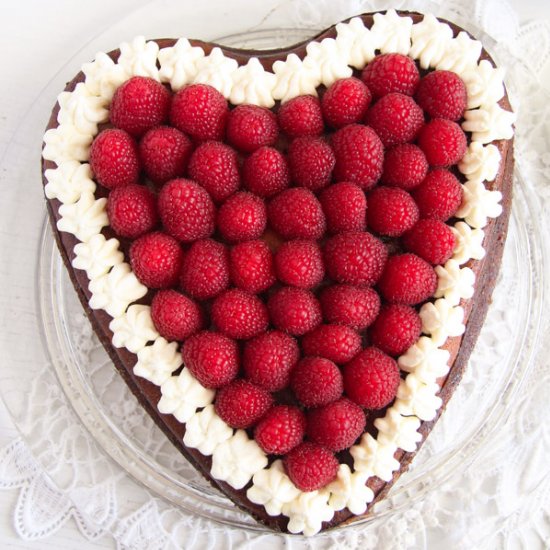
left=41, top=9, right=515, bottom=535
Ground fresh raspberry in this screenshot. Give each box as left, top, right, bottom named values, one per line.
left=288, top=136, right=335, bottom=191
left=215, top=379, right=273, bottom=429
left=323, top=232, right=388, bottom=286
left=415, top=70, right=467, bottom=121
left=285, top=442, right=338, bottom=491
left=332, top=124, right=384, bottom=190
left=361, top=53, right=420, bottom=98
left=226, top=104, right=278, bottom=153
left=243, top=330, right=299, bottom=391
left=321, top=77, right=372, bottom=128
left=402, top=219, right=456, bottom=265
left=370, top=305, right=422, bottom=356
left=139, top=126, right=192, bottom=184
left=150, top=289, right=203, bottom=341
left=306, top=398, right=366, bottom=451
left=129, top=231, right=184, bottom=288
left=290, top=357, right=343, bottom=408
left=268, top=287, right=322, bottom=336
left=417, top=119, right=467, bottom=167
left=230, top=240, right=275, bottom=293
left=170, top=83, right=228, bottom=141
left=381, top=144, right=428, bottom=190
left=188, top=141, right=240, bottom=203
left=302, top=324, right=362, bottom=364
left=274, top=240, right=324, bottom=289
left=343, top=347, right=400, bottom=409
left=90, top=129, right=140, bottom=189
left=367, top=187, right=419, bottom=237
left=366, top=93, right=424, bottom=147
left=277, top=95, right=324, bottom=138
left=254, top=405, right=306, bottom=455
left=217, top=192, right=267, bottom=243
left=242, top=146, right=290, bottom=198
left=378, top=253, right=437, bottom=305
left=412, top=169, right=463, bottom=221
left=268, top=188, right=326, bottom=240
left=319, top=182, right=367, bottom=234
left=107, top=184, right=157, bottom=238
left=158, top=178, right=215, bottom=242
left=110, top=76, right=171, bottom=137
left=182, top=331, right=239, bottom=388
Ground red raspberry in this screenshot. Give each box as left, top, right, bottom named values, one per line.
left=268, top=188, right=326, bottom=240
left=321, top=77, right=372, bottom=128
left=284, top=443, right=338, bottom=491
left=139, top=126, right=192, bottom=184
left=290, top=357, right=343, bottom=408
left=306, top=398, right=366, bottom=451
left=230, top=240, right=275, bottom=294
left=243, top=330, right=299, bottom=391
left=254, top=405, right=306, bottom=455
left=217, top=192, right=267, bottom=243
left=158, top=178, right=215, bottom=243
left=150, top=289, right=203, bottom=341
left=288, top=136, right=335, bottom=191
left=110, top=76, right=171, bottom=137
left=370, top=305, right=422, bottom=356
left=323, top=231, right=388, bottom=286
left=268, top=287, right=322, bottom=336
left=277, top=95, right=324, bottom=138
left=242, top=147, right=290, bottom=198
left=90, top=129, right=140, bottom=190
left=415, top=70, right=467, bottom=121
left=378, top=253, right=437, bottom=305
left=381, top=144, right=428, bottom=190
left=361, top=53, right=420, bottom=98
left=188, top=141, right=240, bottom=203
left=107, top=184, right=157, bottom=238
left=367, top=187, right=419, bottom=237
left=302, top=324, right=361, bottom=364
left=412, top=169, right=463, bottom=221
left=182, top=331, right=239, bottom=388
left=402, top=219, right=456, bottom=265
left=274, top=240, right=324, bottom=289
left=129, top=231, right=183, bottom=289
left=320, top=182, right=367, bottom=234
left=417, top=119, right=467, bottom=167
left=226, top=104, right=278, bottom=153
left=343, top=347, right=400, bottom=409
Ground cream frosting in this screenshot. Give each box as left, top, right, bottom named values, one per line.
left=326, top=464, right=373, bottom=516
left=109, top=304, right=159, bottom=354
left=374, top=409, right=422, bottom=453
left=43, top=124, right=93, bottom=164
left=458, top=142, right=501, bottom=182
left=462, top=103, right=516, bottom=144
left=72, top=234, right=124, bottom=280
left=44, top=161, right=96, bottom=205
left=193, top=47, right=238, bottom=98
left=351, top=433, right=400, bottom=482
left=57, top=191, right=108, bottom=242
left=398, top=336, right=451, bottom=384
left=436, top=31, right=482, bottom=75
left=117, top=36, right=160, bottom=80
left=183, top=404, right=233, bottom=456
left=158, top=38, right=205, bottom=91
left=456, top=179, right=503, bottom=229
left=304, top=38, right=353, bottom=88
left=394, top=375, right=442, bottom=421
left=334, top=17, right=376, bottom=69
left=451, top=222, right=486, bottom=265
left=419, top=299, right=465, bottom=346
left=82, top=52, right=129, bottom=100
left=409, top=14, right=453, bottom=69
left=281, top=490, right=334, bottom=537
left=229, top=57, right=277, bottom=108
left=435, top=260, right=476, bottom=306
left=371, top=9, right=413, bottom=55
left=461, top=59, right=505, bottom=109
left=133, top=337, right=181, bottom=386
left=272, top=53, right=321, bottom=103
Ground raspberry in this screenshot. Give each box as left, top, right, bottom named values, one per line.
left=290, top=357, right=343, bottom=408
left=343, top=347, right=400, bottom=409
left=321, top=77, right=372, bottom=128
left=284, top=442, right=338, bottom=491
left=361, top=53, right=420, bottom=98
left=370, top=305, right=422, bottom=356
left=150, top=289, right=203, bottom=341
left=323, top=231, right=388, bottom=286
left=226, top=104, right=278, bottom=153
left=254, top=405, right=306, bottom=455
left=242, top=146, right=290, bottom=198
left=381, top=144, right=428, bottom=190
left=158, top=179, right=215, bottom=243
left=243, top=330, right=299, bottom=391
left=268, top=188, right=326, bottom=240
left=215, top=379, right=273, bottom=429
left=306, top=398, right=366, bottom=451
left=182, top=331, right=239, bottom=388
left=229, top=240, right=275, bottom=294
left=367, top=187, right=419, bottom=237
left=277, top=95, right=324, bottom=138
left=378, top=253, right=437, bottom=305
left=366, top=93, right=424, bottom=147
left=274, top=240, right=324, bottom=289
left=107, top=183, right=158, bottom=238
left=90, top=129, right=140, bottom=189
left=415, top=70, right=467, bottom=121
left=217, top=192, right=267, bottom=243
left=170, top=83, right=228, bottom=141
left=332, top=124, right=384, bottom=190
left=110, top=76, right=171, bottom=137
left=302, top=324, right=362, bottom=364
left=268, top=287, right=322, bottom=336
left=211, top=289, right=269, bottom=340
left=139, top=126, right=192, bottom=184
left=129, top=231, right=184, bottom=289
left=417, top=119, right=467, bottom=167
left=288, top=136, right=335, bottom=191
left=402, top=219, right=456, bottom=265
left=320, top=182, right=367, bottom=234
left=412, top=169, right=463, bottom=221
left=188, top=141, right=240, bottom=203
